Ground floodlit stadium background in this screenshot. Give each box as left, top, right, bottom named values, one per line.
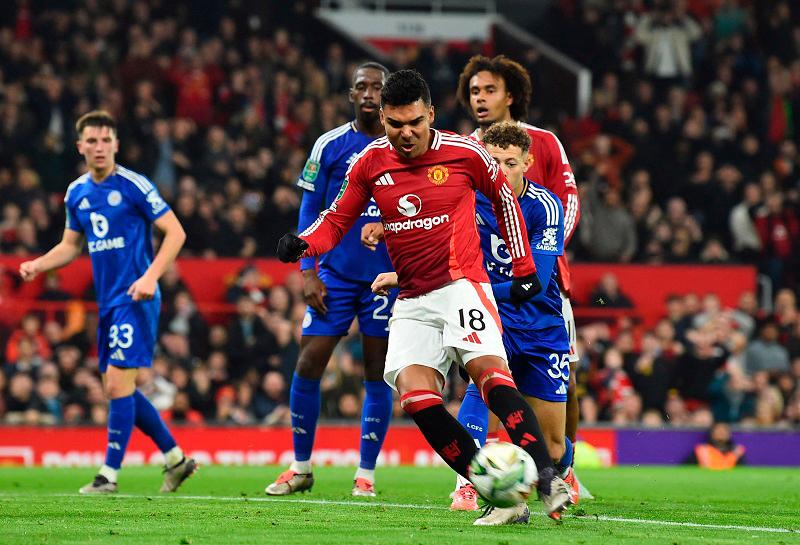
left=0, top=0, right=798, bottom=468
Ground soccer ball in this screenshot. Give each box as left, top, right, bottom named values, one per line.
left=468, top=442, right=538, bottom=508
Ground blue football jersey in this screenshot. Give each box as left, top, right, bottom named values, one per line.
left=64, top=165, right=170, bottom=309
left=476, top=180, right=565, bottom=330
left=297, top=122, right=392, bottom=283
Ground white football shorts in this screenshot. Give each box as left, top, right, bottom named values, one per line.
left=384, top=278, right=507, bottom=390
left=560, top=289, right=579, bottom=364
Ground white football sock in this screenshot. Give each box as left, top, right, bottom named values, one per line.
left=354, top=467, right=375, bottom=482
left=291, top=460, right=312, bottom=473
left=164, top=446, right=184, bottom=467
left=99, top=464, right=118, bottom=483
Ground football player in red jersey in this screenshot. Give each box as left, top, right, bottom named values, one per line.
left=456, top=55, right=589, bottom=503
left=277, top=70, right=572, bottom=520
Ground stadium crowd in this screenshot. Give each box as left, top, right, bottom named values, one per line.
left=1, top=0, right=799, bottom=429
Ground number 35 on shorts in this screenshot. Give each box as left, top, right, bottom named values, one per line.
left=547, top=353, right=570, bottom=381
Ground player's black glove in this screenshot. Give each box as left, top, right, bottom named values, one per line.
left=510, top=272, right=542, bottom=306
left=276, top=234, right=309, bottom=263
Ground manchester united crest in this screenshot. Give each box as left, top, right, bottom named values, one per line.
left=427, top=165, right=449, bottom=186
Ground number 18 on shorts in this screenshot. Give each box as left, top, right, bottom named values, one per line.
left=383, top=279, right=507, bottom=388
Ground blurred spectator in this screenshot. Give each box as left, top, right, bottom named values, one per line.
left=252, top=371, right=291, bottom=425
left=753, top=192, right=800, bottom=290
left=579, top=181, right=637, bottom=262
left=4, top=373, right=43, bottom=424
left=5, top=313, right=52, bottom=367
left=745, top=322, right=790, bottom=376
left=634, top=2, right=702, bottom=92
left=160, top=289, right=209, bottom=359
left=693, top=422, right=745, bottom=469
left=590, top=273, right=634, bottom=308
left=226, top=295, right=278, bottom=377
left=729, top=183, right=762, bottom=261
left=161, top=391, right=204, bottom=424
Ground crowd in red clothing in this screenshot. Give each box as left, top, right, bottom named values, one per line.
left=1, top=0, right=799, bottom=428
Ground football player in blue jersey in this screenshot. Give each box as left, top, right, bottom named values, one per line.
left=370, top=122, right=575, bottom=524
left=19, top=110, right=197, bottom=494
left=265, top=62, right=397, bottom=498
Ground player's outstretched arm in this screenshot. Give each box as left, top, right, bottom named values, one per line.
left=279, top=168, right=372, bottom=262
left=19, top=229, right=84, bottom=282
left=128, top=210, right=186, bottom=302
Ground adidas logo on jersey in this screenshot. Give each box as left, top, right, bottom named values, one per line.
left=555, top=383, right=567, bottom=395
left=361, top=432, right=379, bottom=442
left=110, top=348, right=125, bottom=361
left=375, top=173, right=395, bottom=186
left=462, top=332, right=482, bottom=344
left=79, top=198, right=90, bottom=210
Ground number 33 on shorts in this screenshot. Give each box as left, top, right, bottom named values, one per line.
left=109, top=323, right=134, bottom=349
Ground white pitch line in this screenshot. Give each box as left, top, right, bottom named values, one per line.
left=0, top=493, right=796, bottom=534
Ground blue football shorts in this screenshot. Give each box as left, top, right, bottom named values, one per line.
left=302, top=267, right=397, bottom=339
left=503, top=324, right=571, bottom=402
left=97, top=300, right=160, bottom=373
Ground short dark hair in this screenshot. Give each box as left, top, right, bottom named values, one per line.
left=75, top=110, right=117, bottom=137
left=482, top=121, right=531, bottom=154
left=353, top=61, right=390, bottom=84
left=381, top=69, right=431, bottom=108
left=457, top=55, right=532, bottom=121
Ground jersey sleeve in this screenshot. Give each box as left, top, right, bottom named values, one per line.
left=527, top=190, right=564, bottom=257
left=64, top=191, right=82, bottom=233
left=299, top=154, right=371, bottom=257
left=543, top=131, right=580, bottom=246
left=470, top=147, right=536, bottom=277
left=296, top=142, right=334, bottom=270
left=130, top=179, right=171, bottom=223
left=297, top=134, right=332, bottom=194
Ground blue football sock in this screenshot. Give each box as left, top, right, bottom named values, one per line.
left=290, top=373, right=321, bottom=463
left=359, top=380, right=393, bottom=471
left=104, top=395, right=136, bottom=471
left=558, top=436, right=574, bottom=474
left=456, top=383, right=489, bottom=446
left=133, top=390, right=177, bottom=454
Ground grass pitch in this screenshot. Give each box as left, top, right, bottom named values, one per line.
left=1, top=465, right=799, bottom=545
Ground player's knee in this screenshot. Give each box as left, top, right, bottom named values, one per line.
left=104, top=379, right=133, bottom=399
left=295, top=352, right=327, bottom=380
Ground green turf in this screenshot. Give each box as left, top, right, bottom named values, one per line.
left=1, top=465, right=799, bottom=545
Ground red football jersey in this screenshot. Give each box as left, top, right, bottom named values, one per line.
left=300, top=129, right=536, bottom=299
left=471, top=123, right=579, bottom=294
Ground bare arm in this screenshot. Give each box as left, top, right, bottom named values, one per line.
left=19, top=230, right=84, bottom=281
left=127, top=210, right=186, bottom=301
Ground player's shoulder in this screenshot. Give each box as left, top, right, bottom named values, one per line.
left=115, top=164, right=155, bottom=195
left=345, top=135, right=391, bottom=175
left=518, top=122, right=569, bottom=164
left=65, top=172, right=91, bottom=202
left=308, top=122, right=356, bottom=161
left=436, top=130, right=494, bottom=164
left=523, top=180, right=562, bottom=226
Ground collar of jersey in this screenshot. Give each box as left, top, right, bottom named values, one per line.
left=89, top=165, right=117, bottom=185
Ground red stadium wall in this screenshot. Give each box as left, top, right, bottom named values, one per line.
left=0, top=256, right=756, bottom=326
